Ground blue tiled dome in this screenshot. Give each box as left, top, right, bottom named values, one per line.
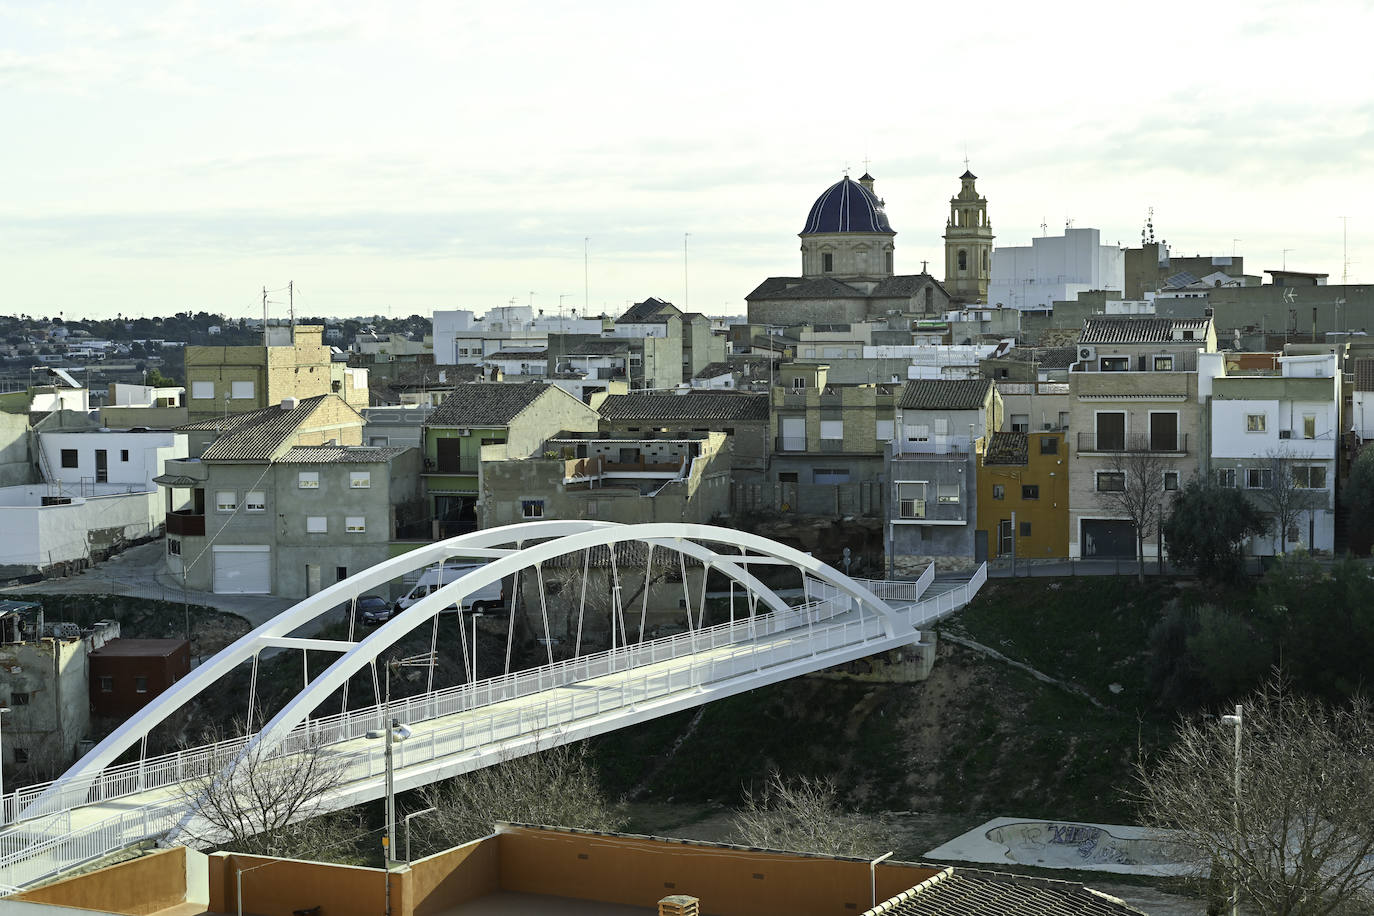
left=801, top=177, right=893, bottom=234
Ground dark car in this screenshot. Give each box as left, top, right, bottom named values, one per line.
left=355, top=595, right=394, bottom=625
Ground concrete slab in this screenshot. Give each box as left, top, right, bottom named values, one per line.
left=924, top=816, right=1197, bottom=877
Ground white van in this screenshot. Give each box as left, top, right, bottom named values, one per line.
left=393, top=562, right=505, bottom=616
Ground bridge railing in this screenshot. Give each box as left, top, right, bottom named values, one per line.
left=804, top=565, right=934, bottom=607
left=1, top=571, right=990, bottom=892
left=5, top=592, right=854, bottom=826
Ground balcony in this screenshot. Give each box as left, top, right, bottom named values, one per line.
left=1077, top=432, right=1189, bottom=455
left=775, top=436, right=808, bottom=452
left=166, top=511, right=205, bottom=536
left=425, top=458, right=478, bottom=475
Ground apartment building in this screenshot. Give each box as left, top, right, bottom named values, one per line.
left=975, top=430, right=1070, bottom=561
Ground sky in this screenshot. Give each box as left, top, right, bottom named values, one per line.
left=2, top=0, right=1373, bottom=322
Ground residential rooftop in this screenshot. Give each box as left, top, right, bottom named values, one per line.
left=899, top=378, right=994, bottom=411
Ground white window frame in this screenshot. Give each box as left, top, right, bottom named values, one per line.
left=790, top=377, right=806, bottom=392
left=306, top=516, right=327, bottom=533
left=876, top=419, right=894, bottom=442
left=1094, top=410, right=1127, bottom=450
left=522, top=500, right=545, bottom=519
left=345, top=516, right=366, bottom=532
left=937, top=483, right=961, bottom=504
left=349, top=471, right=371, bottom=489
left=819, top=419, right=843, bottom=441
left=896, top=481, right=926, bottom=518
left=245, top=491, right=266, bottom=513
left=230, top=380, right=255, bottom=400
left=1217, top=468, right=1237, bottom=488
left=1245, top=467, right=1273, bottom=489
left=1163, top=470, right=1180, bottom=491
left=1152, top=354, right=1174, bottom=372
left=1245, top=413, right=1266, bottom=433
left=298, top=472, right=319, bottom=489
left=215, top=491, right=237, bottom=512
left=191, top=381, right=214, bottom=400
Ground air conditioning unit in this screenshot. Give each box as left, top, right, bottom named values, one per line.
left=457, top=428, right=471, bottom=437
left=1279, top=430, right=1292, bottom=439
left=1078, top=346, right=1097, bottom=362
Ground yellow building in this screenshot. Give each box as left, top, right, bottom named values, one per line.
left=976, top=430, right=1069, bottom=560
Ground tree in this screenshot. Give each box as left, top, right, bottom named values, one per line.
left=413, top=741, right=626, bottom=853
left=1251, top=452, right=1326, bottom=556
left=1136, top=678, right=1374, bottom=916
left=1096, top=448, right=1169, bottom=582
left=178, top=722, right=368, bottom=859
left=730, top=769, right=886, bottom=857
left=1342, top=445, right=1374, bottom=554
left=1162, top=479, right=1268, bottom=583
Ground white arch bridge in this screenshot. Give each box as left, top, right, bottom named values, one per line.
left=0, top=521, right=985, bottom=893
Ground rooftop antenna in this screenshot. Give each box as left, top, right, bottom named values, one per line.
left=288, top=281, right=294, bottom=329
left=1341, top=216, right=1350, bottom=285
left=528, top=290, right=535, bottom=307
left=262, top=286, right=268, bottom=346
left=684, top=232, right=691, bottom=310
left=1040, top=218, right=1048, bottom=238
left=1232, top=239, right=1241, bottom=258
left=584, top=237, right=590, bottom=313
left=1142, top=207, right=1155, bottom=245
left=1282, top=249, right=1294, bottom=270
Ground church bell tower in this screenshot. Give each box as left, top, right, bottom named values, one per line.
left=943, top=170, right=993, bottom=302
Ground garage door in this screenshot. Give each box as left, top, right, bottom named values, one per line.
left=213, top=545, right=271, bottom=594
left=1080, top=519, right=1137, bottom=558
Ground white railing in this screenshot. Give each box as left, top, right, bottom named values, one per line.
left=4, top=596, right=849, bottom=827
left=0, top=572, right=989, bottom=893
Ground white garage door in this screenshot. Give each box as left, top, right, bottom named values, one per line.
left=213, top=545, right=271, bottom=594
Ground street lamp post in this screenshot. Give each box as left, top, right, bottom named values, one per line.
left=404, top=806, right=438, bottom=865
left=1221, top=704, right=1244, bottom=916
left=366, top=657, right=423, bottom=916
left=469, top=611, right=485, bottom=683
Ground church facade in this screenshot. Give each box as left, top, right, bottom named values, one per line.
left=746, top=173, right=954, bottom=326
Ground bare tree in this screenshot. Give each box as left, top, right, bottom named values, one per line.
left=1096, top=447, right=1169, bottom=582
left=177, top=722, right=367, bottom=859
left=1250, top=452, right=1325, bottom=556
left=731, top=769, right=887, bottom=857
left=1136, top=678, right=1374, bottom=916
left=413, top=740, right=626, bottom=854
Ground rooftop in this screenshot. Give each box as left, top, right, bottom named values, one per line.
left=426, top=384, right=556, bottom=428
left=802, top=176, right=894, bottom=235
left=599, top=392, right=769, bottom=422
left=899, top=378, right=994, bottom=411
left=616, top=297, right=682, bottom=324
left=982, top=431, right=1028, bottom=466
left=88, top=638, right=187, bottom=658
left=1079, top=317, right=1211, bottom=345
left=277, top=445, right=413, bottom=464
left=182, top=395, right=350, bottom=462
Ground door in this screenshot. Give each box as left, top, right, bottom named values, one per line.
left=436, top=437, right=464, bottom=472
left=306, top=564, right=321, bottom=595
left=974, top=530, right=988, bottom=562
left=997, top=519, right=1014, bottom=556
left=212, top=546, right=271, bottom=594
left=1081, top=519, right=1137, bottom=558
left=1149, top=413, right=1177, bottom=451
left=95, top=449, right=108, bottom=483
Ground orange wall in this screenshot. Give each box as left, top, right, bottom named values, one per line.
left=208, top=852, right=406, bottom=916
left=495, top=828, right=940, bottom=916
left=409, top=836, right=501, bottom=916
left=13, top=847, right=187, bottom=915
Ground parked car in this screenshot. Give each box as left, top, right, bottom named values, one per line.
left=355, top=595, right=395, bottom=626
left=393, top=562, right=505, bottom=616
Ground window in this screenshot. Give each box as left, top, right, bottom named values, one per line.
left=522, top=500, right=545, bottom=519
left=958, top=249, right=968, bottom=271
left=215, top=491, right=237, bottom=512
left=167, top=538, right=181, bottom=556
left=60, top=449, right=78, bottom=468
left=822, top=252, right=834, bottom=272
left=12, top=748, right=27, bottom=765
left=336, top=566, right=348, bottom=582
left=306, top=516, right=327, bottom=533
left=876, top=420, right=894, bottom=442
left=1292, top=466, right=1328, bottom=489
left=1010, top=414, right=1029, bottom=433
left=191, top=381, right=214, bottom=399
left=1153, top=356, right=1174, bottom=371
left=99, top=676, right=113, bottom=693
left=245, top=491, right=265, bottom=512
left=135, top=676, right=148, bottom=694
left=298, top=472, right=319, bottom=489
left=1097, top=472, right=1126, bottom=492
left=934, top=418, right=949, bottom=436
left=1020, top=521, right=1032, bottom=537
left=1021, top=484, right=1040, bottom=500
left=886, top=251, right=894, bottom=273
left=778, top=472, right=799, bottom=483
left=813, top=468, right=851, bottom=484
left=1100, top=356, right=1129, bottom=372
left=1246, top=467, right=1273, bottom=489
left=1163, top=471, right=1180, bottom=491
left=1040, top=437, right=1058, bottom=455
left=906, top=424, right=930, bottom=443
left=819, top=420, right=843, bottom=441
left=120, top=449, right=129, bottom=462
left=937, top=483, right=960, bottom=504
left=790, top=377, right=805, bottom=391
left=349, top=472, right=371, bottom=489
left=10, top=692, right=29, bottom=706
left=230, top=380, right=255, bottom=399
left=1303, top=415, right=1316, bottom=439
left=1149, top=412, right=1179, bottom=451
left=1217, top=468, right=1237, bottom=488
left=369, top=436, right=390, bottom=447
left=992, top=484, right=1005, bottom=500
left=1246, top=414, right=1267, bottom=433
left=1095, top=412, right=1126, bottom=451
left=897, top=482, right=926, bottom=518
left=998, top=519, right=1013, bottom=554
left=1182, top=330, right=1195, bottom=340
left=1058, top=411, right=1071, bottom=430
left=345, top=516, right=366, bottom=532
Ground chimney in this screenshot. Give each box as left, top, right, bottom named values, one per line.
left=658, top=896, right=699, bottom=916
left=281, top=397, right=299, bottom=410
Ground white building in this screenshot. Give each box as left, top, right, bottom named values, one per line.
left=1200, top=351, right=1339, bottom=554
left=39, top=429, right=189, bottom=499
left=434, top=307, right=604, bottom=365
left=989, top=227, right=1124, bottom=311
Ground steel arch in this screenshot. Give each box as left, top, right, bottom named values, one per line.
left=30, top=521, right=908, bottom=819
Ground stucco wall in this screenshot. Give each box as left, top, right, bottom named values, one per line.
left=0, top=491, right=161, bottom=575
left=0, top=636, right=89, bottom=771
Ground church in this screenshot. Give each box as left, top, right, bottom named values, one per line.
left=745, top=170, right=993, bottom=326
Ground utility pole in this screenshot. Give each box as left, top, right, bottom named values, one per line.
left=288, top=281, right=294, bottom=329
left=684, top=233, right=691, bottom=309
left=584, top=237, right=590, bottom=313
left=262, top=287, right=269, bottom=347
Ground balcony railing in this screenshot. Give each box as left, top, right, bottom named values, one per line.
left=165, top=512, right=205, bottom=536
left=426, top=459, right=478, bottom=475
left=1077, top=432, right=1189, bottom=454
left=775, top=436, right=808, bottom=452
